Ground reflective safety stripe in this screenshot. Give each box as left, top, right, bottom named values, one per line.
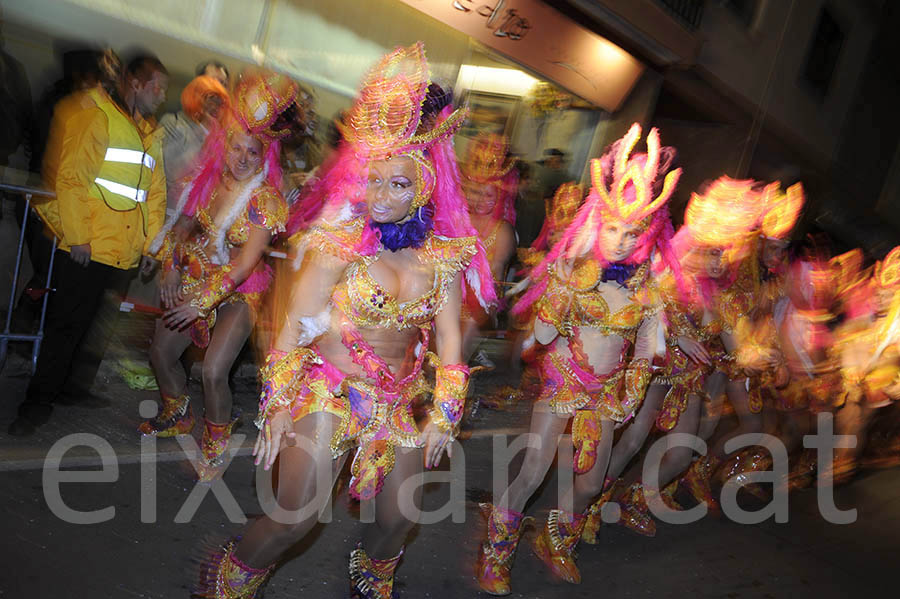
left=94, top=177, right=148, bottom=202
left=104, top=147, right=156, bottom=171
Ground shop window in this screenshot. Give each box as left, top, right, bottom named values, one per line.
left=717, top=0, right=757, bottom=28
left=802, top=6, right=845, bottom=99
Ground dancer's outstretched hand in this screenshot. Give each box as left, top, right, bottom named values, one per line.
left=253, top=409, right=296, bottom=471
left=420, top=420, right=453, bottom=470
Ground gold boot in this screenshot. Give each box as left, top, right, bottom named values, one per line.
left=619, top=483, right=656, bottom=537
left=682, top=454, right=721, bottom=512
left=582, top=477, right=620, bottom=544
left=349, top=543, right=402, bottom=599
left=532, top=509, right=586, bottom=584
left=138, top=393, right=194, bottom=437
left=474, top=503, right=527, bottom=596
left=195, top=539, right=273, bottom=598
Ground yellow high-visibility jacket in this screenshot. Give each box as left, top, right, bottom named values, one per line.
left=38, top=87, right=166, bottom=270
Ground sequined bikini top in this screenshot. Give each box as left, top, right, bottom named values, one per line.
left=332, top=234, right=477, bottom=331
left=537, top=258, right=653, bottom=338
left=195, top=184, right=287, bottom=249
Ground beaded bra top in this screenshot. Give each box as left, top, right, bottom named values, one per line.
left=538, top=258, right=651, bottom=338
left=331, top=233, right=477, bottom=331
left=195, top=185, right=287, bottom=251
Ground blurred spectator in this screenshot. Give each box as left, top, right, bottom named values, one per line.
left=278, top=84, right=318, bottom=205
left=9, top=53, right=168, bottom=436
left=159, top=75, right=228, bottom=213
left=12, top=48, right=103, bottom=333
left=195, top=59, right=229, bottom=89
left=516, top=148, right=567, bottom=247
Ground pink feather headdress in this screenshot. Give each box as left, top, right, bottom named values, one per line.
left=289, top=42, right=496, bottom=309
left=514, top=123, right=682, bottom=317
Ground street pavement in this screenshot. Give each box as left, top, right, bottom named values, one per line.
left=0, top=324, right=898, bottom=598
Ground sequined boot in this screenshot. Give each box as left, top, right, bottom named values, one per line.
left=138, top=393, right=194, bottom=437
left=195, top=539, right=273, bottom=598
left=786, top=449, right=817, bottom=491
left=619, top=482, right=656, bottom=537
left=716, top=448, right=771, bottom=500
left=197, top=417, right=238, bottom=482
left=532, top=509, right=586, bottom=584
left=682, top=454, right=721, bottom=512
left=349, top=543, right=402, bottom=599
left=660, top=480, right=684, bottom=511
left=582, top=477, right=619, bottom=544
left=474, top=503, right=527, bottom=596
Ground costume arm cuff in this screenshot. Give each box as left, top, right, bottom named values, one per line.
left=255, top=347, right=320, bottom=428
left=190, top=263, right=237, bottom=318
left=429, top=363, right=471, bottom=437
left=157, top=231, right=178, bottom=273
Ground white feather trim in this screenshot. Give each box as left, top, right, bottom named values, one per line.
left=296, top=308, right=331, bottom=347
left=466, top=267, right=493, bottom=310
left=149, top=179, right=194, bottom=254
left=522, top=334, right=535, bottom=351
left=212, top=167, right=267, bottom=264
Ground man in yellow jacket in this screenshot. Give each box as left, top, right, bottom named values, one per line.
left=10, top=54, right=169, bottom=436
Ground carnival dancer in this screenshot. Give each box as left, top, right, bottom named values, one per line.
left=584, top=176, right=768, bottom=537
left=831, top=246, right=900, bottom=484
left=632, top=177, right=774, bottom=512
left=474, top=123, right=680, bottom=594
left=459, top=133, right=517, bottom=365
left=195, top=44, right=495, bottom=599
left=140, top=69, right=299, bottom=480
left=501, top=182, right=583, bottom=401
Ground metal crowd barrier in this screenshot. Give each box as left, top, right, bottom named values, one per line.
left=0, top=182, right=57, bottom=376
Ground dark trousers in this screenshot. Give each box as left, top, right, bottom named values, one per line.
left=20, top=250, right=134, bottom=423
left=11, top=203, right=55, bottom=331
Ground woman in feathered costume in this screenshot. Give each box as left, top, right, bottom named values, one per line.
left=459, top=133, right=518, bottom=363
left=474, top=123, right=680, bottom=595
left=141, top=69, right=298, bottom=479
left=196, top=43, right=495, bottom=599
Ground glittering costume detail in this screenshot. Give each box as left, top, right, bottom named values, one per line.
left=429, top=362, right=470, bottom=436
left=532, top=509, right=586, bottom=584
left=173, top=184, right=287, bottom=348
left=682, top=454, right=721, bottom=512
left=349, top=543, right=403, bottom=599
left=234, top=69, right=300, bottom=142
left=255, top=347, right=323, bottom=429
left=138, top=393, right=194, bottom=437
left=198, top=418, right=238, bottom=481
left=582, top=478, right=620, bottom=544
left=715, top=447, right=772, bottom=499
left=760, top=182, right=804, bottom=240
left=623, top=358, right=652, bottom=420
left=333, top=234, right=476, bottom=331
left=536, top=260, right=650, bottom=339
left=619, top=482, right=656, bottom=537
left=589, top=124, right=681, bottom=227
left=683, top=177, right=763, bottom=250
left=195, top=539, right=273, bottom=599
left=339, top=42, right=466, bottom=213
left=475, top=503, right=527, bottom=596
left=191, top=264, right=237, bottom=318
